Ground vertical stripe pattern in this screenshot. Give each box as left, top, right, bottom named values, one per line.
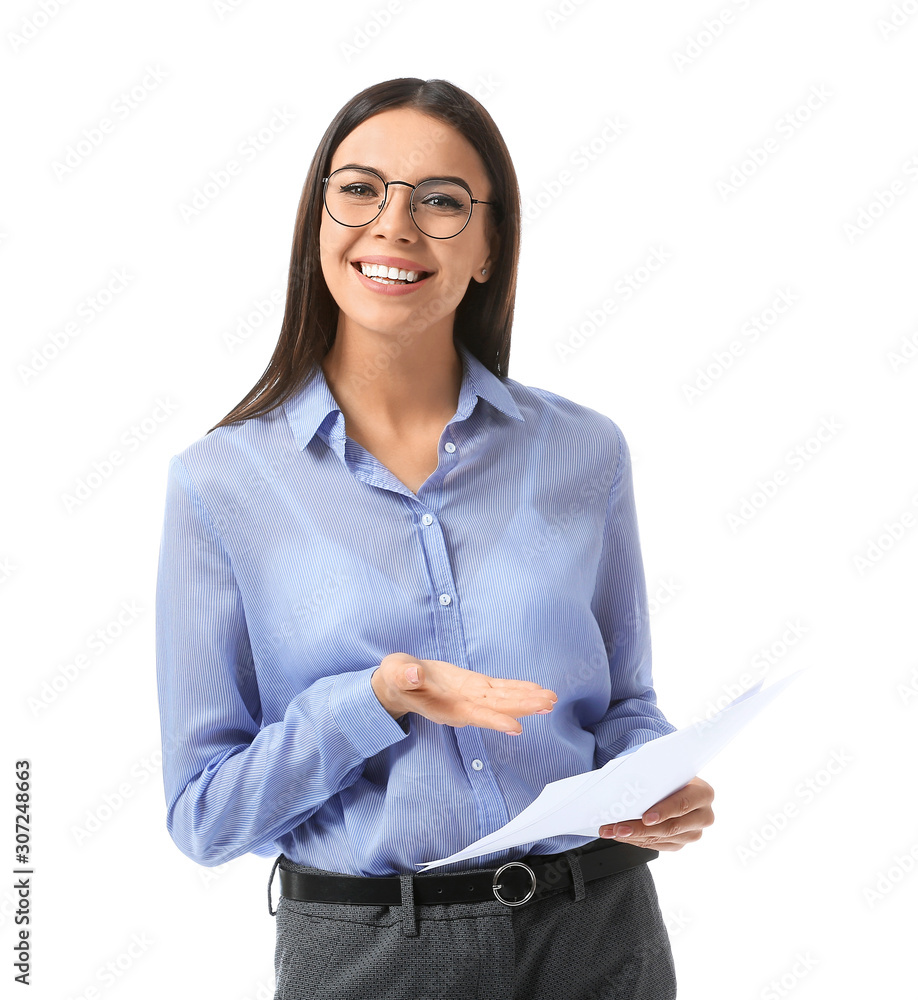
left=155, top=341, right=676, bottom=875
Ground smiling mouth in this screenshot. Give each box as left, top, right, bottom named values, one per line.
left=351, top=261, right=432, bottom=285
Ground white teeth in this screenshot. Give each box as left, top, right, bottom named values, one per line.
left=357, top=262, right=426, bottom=283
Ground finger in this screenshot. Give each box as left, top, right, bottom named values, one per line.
left=483, top=677, right=558, bottom=708
left=464, top=708, right=525, bottom=735
left=604, top=810, right=711, bottom=845
left=644, top=829, right=704, bottom=851
left=486, top=677, right=558, bottom=696
left=642, top=777, right=708, bottom=826
left=467, top=685, right=557, bottom=714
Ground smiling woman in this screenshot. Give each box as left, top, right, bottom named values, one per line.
left=155, top=77, right=707, bottom=1000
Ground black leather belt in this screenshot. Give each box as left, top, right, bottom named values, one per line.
left=277, top=838, right=658, bottom=909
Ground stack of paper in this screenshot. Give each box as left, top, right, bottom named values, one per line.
left=415, top=670, right=803, bottom=871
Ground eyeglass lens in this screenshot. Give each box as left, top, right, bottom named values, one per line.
left=325, top=167, right=472, bottom=239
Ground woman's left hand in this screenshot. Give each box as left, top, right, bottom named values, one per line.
left=598, top=776, right=715, bottom=851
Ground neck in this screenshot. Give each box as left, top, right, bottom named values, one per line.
left=320, top=328, right=463, bottom=438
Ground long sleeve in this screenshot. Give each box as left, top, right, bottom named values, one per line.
left=586, top=424, right=676, bottom=767
left=155, top=456, right=409, bottom=867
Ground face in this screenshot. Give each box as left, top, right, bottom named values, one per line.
left=319, top=107, right=497, bottom=347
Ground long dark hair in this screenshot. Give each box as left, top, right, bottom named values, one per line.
left=207, top=77, right=521, bottom=434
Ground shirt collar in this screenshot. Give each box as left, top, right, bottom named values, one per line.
left=284, top=340, right=523, bottom=451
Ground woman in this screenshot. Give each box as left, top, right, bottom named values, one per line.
left=155, top=77, right=714, bottom=999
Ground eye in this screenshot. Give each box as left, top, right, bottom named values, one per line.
left=339, top=183, right=378, bottom=199
left=422, top=193, right=464, bottom=210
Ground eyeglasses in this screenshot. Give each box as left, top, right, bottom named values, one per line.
left=322, top=166, right=495, bottom=240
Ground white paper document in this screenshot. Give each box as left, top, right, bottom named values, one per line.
left=415, top=669, right=803, bottom=871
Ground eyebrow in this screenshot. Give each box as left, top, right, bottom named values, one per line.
left=335, top=163, right=473, bottom=188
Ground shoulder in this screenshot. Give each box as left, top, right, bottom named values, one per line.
left=165, top=405, right=290, bottom=507
left=499, top=375, right=628, bottom=471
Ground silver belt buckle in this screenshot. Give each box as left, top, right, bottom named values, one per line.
left=492, top=861, right=537, bottom=906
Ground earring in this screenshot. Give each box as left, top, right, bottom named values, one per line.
left=481, top=268, right=488, bottom=275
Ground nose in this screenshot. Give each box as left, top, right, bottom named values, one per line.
left=368, top=183, right=417, bottom=241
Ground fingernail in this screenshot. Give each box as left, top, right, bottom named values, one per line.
left=536, top=708, right=552, bottom=714
left=615, top=825, right=632, bottom=837
left=645, top=812, right=660, bottom=825
left=406, top=667, right=419, bottom=684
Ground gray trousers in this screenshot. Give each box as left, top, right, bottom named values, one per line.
left=270, top=850, right=677, bottom=1000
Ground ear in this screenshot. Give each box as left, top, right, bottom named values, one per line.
left=475, top=226, right=500, bottom=283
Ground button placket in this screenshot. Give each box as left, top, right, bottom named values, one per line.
left=414, top=465, right=510, bottom=835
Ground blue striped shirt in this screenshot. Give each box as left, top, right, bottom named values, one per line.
left=155, top=340, right=676, bottom=874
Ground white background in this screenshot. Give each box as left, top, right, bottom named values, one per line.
left=5, top=1, right=918, bottom=997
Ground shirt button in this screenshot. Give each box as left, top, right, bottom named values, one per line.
left=471, top=759, right=483, bottom=771
left=438, top=594, right=452, bottom=606
left=444, top=442, right=456, bottom=453
left=421, top=514, right=433, bottom=525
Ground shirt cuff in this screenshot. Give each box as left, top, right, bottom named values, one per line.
left=327, top=665, right=411, bottom=758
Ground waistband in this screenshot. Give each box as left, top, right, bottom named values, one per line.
left=268, top=838, right=658, bottom=915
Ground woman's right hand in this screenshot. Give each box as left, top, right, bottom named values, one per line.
left=371, top=652, right=558, bottom=734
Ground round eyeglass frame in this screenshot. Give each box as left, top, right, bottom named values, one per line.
left=322, top=167, right=496, bottom=240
